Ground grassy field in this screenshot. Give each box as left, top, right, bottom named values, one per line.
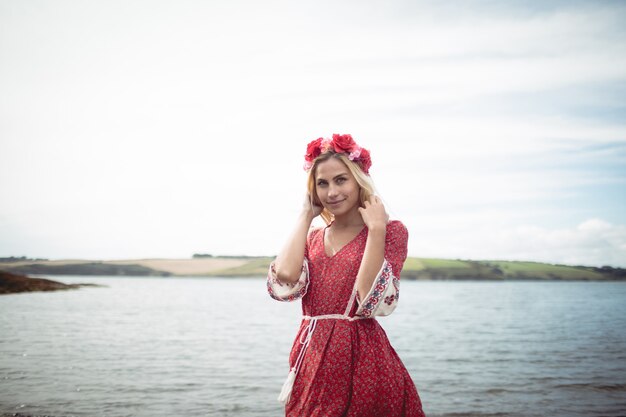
left=187, top=256, right=624, bottom=280
left=206, top=257, right=275, bottom=277
left=1, top=256, right=623, bottom=280
left=479, top=260, right=608, bottom=280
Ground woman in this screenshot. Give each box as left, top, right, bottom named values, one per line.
left=268, top=134, right=426, bottom=417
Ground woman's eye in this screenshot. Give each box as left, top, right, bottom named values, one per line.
left=336, top=177, right=346, bottom=184
left=317, top=181, right=327, bottom=187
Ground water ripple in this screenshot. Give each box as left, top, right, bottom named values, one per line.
left=1, top=277, right=625, bottom=417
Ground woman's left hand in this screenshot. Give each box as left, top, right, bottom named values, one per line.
left=358, top=196, right=389, bottom=231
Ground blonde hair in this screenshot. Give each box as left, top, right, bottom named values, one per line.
left=307, top=152, right=376, bottom=225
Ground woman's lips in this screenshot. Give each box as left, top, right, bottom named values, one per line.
left=328, top=199, right=345, bottom=206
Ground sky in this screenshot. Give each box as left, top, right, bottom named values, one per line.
left=1, top=0, right=625, bottom=267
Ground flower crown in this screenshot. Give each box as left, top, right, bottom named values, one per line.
left=303, top=134, right=372, bottom=174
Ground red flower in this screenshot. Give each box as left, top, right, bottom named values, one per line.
left=331, top=134, right=357, bottom=154
left=305, top=137, right=324, bottom=163
left=358, top=147, right=372, bottom=173
left=303, top=134, right=373, bottom=175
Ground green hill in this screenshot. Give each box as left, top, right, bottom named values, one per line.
left=206, top=257, right=625, bottom=281
left=1, top=257, right=624, bottom=280
left=205, top=257, right=275, bottom=277
left=399, top=258, right=621, bottom=280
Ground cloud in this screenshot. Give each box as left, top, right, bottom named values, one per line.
left=505, top=219, right=626, bottom=267
left=0, top=1, right=625, bottom=267
left=411, top=217, right=626, bottom=267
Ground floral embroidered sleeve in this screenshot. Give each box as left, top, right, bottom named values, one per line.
left=267, top=259, right=310, bottom=302
left=267, top=228, right=316, bottom=302
left=355, top=220, right=409, bottom=318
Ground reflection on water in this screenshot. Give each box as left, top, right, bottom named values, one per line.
left=0, top=277, right=625, bottom=417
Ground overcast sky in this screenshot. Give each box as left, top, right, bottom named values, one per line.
left=1, top=0, right=625, bottom=267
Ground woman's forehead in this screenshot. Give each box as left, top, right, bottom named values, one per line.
left=315, top=158, right=349, bottom=178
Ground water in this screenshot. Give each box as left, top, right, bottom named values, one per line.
left=1, top=277, right=625, bottom=417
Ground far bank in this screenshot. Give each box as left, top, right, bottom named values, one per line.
left=1, top=256, right=624, bottom=281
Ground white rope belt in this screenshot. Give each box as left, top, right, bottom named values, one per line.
left=277, top=314, right=370, bottom=404
left=302, top=314, right=370, bottom=321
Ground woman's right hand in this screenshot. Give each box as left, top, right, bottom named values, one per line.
left=302, top=193, right=323, bottom=219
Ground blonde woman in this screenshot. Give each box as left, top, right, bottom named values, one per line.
left=268, top=134, right=426, bottom=417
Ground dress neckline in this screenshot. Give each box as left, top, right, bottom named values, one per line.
left=322, top=223, right=368, bottom=259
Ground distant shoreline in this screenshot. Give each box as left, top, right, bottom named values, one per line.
left=1, top=256, right=624, bottom=281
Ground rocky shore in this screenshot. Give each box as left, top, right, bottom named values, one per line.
left=0, top=271, right=102, bottom=295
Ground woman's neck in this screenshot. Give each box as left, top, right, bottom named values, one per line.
left=331, top=208, right=364, bottom=229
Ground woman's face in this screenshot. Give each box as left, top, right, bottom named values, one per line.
left=314, top=157, right=360, bottom=218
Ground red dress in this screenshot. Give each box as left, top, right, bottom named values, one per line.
left=268, top=220, right=426, bottom=417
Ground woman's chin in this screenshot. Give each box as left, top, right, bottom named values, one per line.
left=325, top=206, right=353, bottom=218
left=324, top=207, right=340, bottom=217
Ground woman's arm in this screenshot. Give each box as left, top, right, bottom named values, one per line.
left=273, top=197, right=321, bottom=284
left=356, top=196, right=389, bottom=300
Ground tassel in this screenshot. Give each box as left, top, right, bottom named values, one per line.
left=277, top=368, right=296, bottom=404
left=277, top=318, right=316, bottom=404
